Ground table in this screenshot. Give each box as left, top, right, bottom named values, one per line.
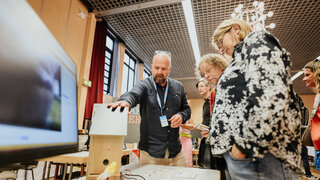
left=40, top=149, right=199, bottom=180
left=39, top=150, right=133, bottom=180
left=121, top=164, right=220, bottom=180
left=40, top=151, right=88, bottom=180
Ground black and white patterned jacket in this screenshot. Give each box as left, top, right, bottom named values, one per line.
left=210, top=31, right=302, bottom=171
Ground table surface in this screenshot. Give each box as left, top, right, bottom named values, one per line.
left=39, top=151, right=89, bottom=164
left=121, top=164, right=220, bottom=180
left=38, top=149, right=135, bottom=163
left=38, top=149, right=199, bottom=164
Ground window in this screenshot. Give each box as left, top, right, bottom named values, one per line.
left=121, top=52, right=136, bottom=94
left=143, top=67, right=151, bottom=79
left=103, top=35, right=114, bottom=95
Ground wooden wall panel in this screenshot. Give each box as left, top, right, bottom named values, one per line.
left=188, top=99, right=204, bottom=125
left=77, top=12, right=96, bottom=129
left=40, top=0, right=71, bottom=45
left=27, top=0, right=95, bottom=130
left=26, top=0, right=43, bottom=15
left=63, top=0, right=88, bottom=79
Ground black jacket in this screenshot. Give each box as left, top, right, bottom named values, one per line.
left=119, top=76, right=191, bottom=158
left=202, top=98, right=211, bottom=126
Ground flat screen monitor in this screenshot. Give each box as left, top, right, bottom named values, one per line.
left=0, top=0, right=78, bottom=166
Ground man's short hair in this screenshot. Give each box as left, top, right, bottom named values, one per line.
left=153, top=50, right=172, bottom=67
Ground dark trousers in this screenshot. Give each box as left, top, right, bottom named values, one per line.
left=198, top=138, right=229, bottom=180
left=302, top=144, right=311, bottom=175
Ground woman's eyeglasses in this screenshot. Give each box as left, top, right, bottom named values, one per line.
left=216, top=38, right=224, bottom=49
left=215, top=28, right=231, bottom=49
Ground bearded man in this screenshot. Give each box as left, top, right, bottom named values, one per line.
left=109, top=50, right=191, bottom=166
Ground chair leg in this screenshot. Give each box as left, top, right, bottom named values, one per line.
left=68, top=164, right=73, bottom=180
left=42, top=161, right=47, bottom=180
left=62, top=163, right=67, bottom=180
left=54, top=164, right=59, bottom=179
left=80, top=165, right=85, bottom=176
left=31, top=169, right=35, bottom=180
left=47, top=162, right=51, bottom=180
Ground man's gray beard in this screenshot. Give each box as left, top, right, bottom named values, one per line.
left=155, top=78, right=166, bottom=84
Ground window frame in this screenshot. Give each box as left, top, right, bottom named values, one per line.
left=121, top=50, right=137, bottom=93
left=103, top=33, right=115, bottom=95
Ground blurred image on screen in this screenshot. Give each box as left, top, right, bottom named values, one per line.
left=0, top=0, right=78, bottom=166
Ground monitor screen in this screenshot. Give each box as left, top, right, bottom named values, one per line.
left=0, top=0, right=78, bottom=166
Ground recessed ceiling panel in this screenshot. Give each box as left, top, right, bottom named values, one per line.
left=104, top=2, right=197, bottom=79
left=83, top=0, right=320, bottom=98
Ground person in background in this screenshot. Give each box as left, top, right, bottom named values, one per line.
left=108, top=50, right=191, bottom=167
left=210, top=19, right=302, bottom=179
left=303, top=58, right=320, bottom=172
left=196, top=79, right=211, bottom=127
left=197, top=54, right=229, bottom=180
left=179, top=117, right=195, bottom=167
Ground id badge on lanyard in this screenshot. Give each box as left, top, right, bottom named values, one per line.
left=152, top=78, right=169, bottom=127
left=160, top=115, right=169, bottom=127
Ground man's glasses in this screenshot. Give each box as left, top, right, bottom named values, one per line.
left=154, top=50, right=171, bottom=58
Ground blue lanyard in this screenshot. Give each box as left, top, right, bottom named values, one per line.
left=152, top=78, right=169, bottom=115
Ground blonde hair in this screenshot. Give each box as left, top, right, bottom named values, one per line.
left=212, top=19, right=253, bottom=49
left=196, top=54, right=228, bottom=77
left=304, top=60, right=320, bottom=92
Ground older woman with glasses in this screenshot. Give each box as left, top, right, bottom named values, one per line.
left=208, top=19, right=302, bottom=179
left=197, top=53, right=230, bottom=180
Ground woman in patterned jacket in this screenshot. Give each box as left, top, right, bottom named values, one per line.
left=210, top=19, right=302, bottom=179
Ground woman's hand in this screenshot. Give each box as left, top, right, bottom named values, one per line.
left=231, top=144, right=247, bottom=159
left=201, top=129, right=209, bottom=138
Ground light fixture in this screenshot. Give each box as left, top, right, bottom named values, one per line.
left=231, top=1, right=275, bottom=31
left=291, top=71, right=304, bottom=81
left=182, top=0, right=201, bottom=66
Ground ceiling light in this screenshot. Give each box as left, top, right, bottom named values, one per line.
left=291, top=71, right=304, bottom=81
left=182, top=0, right=201, bottom=66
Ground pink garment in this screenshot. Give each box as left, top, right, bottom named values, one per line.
left=311, top=93, right=320, bottom=150
left=179, top=127, right=193, bottom=167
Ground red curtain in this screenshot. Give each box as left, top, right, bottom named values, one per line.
left=84, top=21, right=107, bottom=120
